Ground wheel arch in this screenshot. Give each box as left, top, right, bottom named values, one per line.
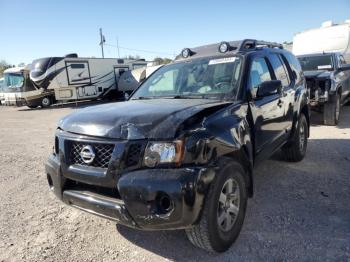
left=223, top=144, right=254, bottom=198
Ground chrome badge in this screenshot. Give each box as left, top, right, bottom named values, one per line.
left=80, top=145, right=95, bottom=164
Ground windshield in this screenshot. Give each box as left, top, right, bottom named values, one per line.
left=3, top=73, right=24, bottom=92
left=132, top=56, right=242, bottom=99
left=298, top=55, right=333, bottom=71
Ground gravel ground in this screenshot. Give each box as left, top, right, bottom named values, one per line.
left=0, top=103, right=349, bottom=262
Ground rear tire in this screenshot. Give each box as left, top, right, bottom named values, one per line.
left=185, top=159, right=247, bottom=252
left=282, top=113, right=308, bottom=162
left=323, top=94, right=340, bottom=126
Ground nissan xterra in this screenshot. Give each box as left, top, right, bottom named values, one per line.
left=46, top=39, right=309, bottom=252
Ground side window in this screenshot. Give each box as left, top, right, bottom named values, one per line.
left=248, top=57, right=272, bottom=95
left=268, top=54, right=290, bottom=87
left=284, top=52, right=303, bottom=86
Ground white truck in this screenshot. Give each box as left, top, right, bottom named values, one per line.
left=27, top=54, right=147, bottom=108
left=293, top=20, right=350, bottom=62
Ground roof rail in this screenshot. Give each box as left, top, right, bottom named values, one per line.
left=238, top=39, right=283, bottom=51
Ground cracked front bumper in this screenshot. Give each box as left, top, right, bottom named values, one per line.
left=45, top=154, right=215, bottom=230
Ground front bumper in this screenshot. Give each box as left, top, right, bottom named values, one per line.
left=45, top=154, right=215, bottom=230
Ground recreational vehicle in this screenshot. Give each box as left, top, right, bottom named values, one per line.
left=28, top=54, right=147, bottom=108
left=293, top=20, right=350, bottom=62
left=1, top=66, right=34, bottom=106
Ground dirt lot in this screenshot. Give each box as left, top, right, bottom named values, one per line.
left=0, top=103, right=349, bottom=262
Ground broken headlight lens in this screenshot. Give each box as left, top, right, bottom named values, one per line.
left=144, top=141, right=184, bottom=167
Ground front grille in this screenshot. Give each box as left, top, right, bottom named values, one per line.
left=125, top=143, right=143, bottom=167
left=69, top=141, right=114, bottom=168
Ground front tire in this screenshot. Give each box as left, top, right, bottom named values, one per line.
left=282, top=113, right=308, bottom=162
left=323, top=93, right=340, bottom=126
left=185, top=159, right=247, bottom=252
left=41, top=97, right=52, bottom=108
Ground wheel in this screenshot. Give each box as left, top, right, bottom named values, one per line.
left=185, top=159, right=247, bottom=252
left=41, top=97, right=52, bottom=108
left=282, top=113, right=308, bottom=162
left=323, top=93, right=340, bottom=126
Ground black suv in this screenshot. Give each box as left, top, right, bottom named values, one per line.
left=46, top=39, right=309, bottom=252
left=298, top=52, right=350, bottom=125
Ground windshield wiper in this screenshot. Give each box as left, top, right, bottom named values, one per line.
left=132, top=96, right=153, bottom=100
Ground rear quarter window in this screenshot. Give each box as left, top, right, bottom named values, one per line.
left=268, top=53, right=290, bottom=87
left=284, top=52, right=303, bottom=86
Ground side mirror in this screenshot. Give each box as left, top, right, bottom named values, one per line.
left=338, top=64, right=350, bottom=72
left=256, top=80, right=282, bottom=98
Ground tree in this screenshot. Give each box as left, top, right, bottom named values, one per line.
left=0, top=60, right=11, bottom=77
left=18, top=62, right=26, bottom=67
left=123, top=55, right=141, bottom=60
left=153, top=57, right=172, bottom=65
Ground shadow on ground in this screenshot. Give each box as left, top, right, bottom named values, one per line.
left=310, top=105, right=350, bottom=129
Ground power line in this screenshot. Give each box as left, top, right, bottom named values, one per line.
left=104, top=43, right=174, bottom=56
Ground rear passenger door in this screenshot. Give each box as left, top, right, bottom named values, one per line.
left=267, top=53, right=294, bottom=132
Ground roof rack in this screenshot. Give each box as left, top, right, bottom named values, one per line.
left=238, top=39, right=283, bottom=51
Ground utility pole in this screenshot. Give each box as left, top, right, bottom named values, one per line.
left=99, top=28, right=105, bottom=58
left=116, top=37, right=120, bottom=58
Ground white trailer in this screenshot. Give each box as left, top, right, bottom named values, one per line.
left=293, top=20, right=350, bottom=62
left=27, top=54, right=147, bottom=108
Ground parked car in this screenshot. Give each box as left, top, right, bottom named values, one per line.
left=45, top=39, right=309, bottom=252
left=298, top=52, right=350, bottom=125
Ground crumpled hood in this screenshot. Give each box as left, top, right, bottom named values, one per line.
left=59, top=99, right=231, bottom=139
left=304, top=70, right=332, bottom=79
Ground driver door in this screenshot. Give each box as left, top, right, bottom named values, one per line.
left=248, top=56, right=287, bottom=162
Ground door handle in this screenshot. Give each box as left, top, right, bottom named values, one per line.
left=277, top=99, right=284, bottom=107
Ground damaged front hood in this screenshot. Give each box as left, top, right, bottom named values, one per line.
left=59, top=99, right=231, bottom=139
left=304, top=70, right=332, bottom=79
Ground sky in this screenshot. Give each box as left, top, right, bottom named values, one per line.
left=0, top=0, right=349, bottom=65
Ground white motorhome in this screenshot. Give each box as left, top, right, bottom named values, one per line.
left=1, top=66, right=33, bottom=106
left=293, top=20, right=350, bottom=62
left=27, top=54, right=147, bottom=108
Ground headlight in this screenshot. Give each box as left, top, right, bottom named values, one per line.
left=144, top=140, right=184, bottom=167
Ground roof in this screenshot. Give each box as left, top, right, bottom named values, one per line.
left=175, top=39, right=283, bottom=61
left=296, top=52, right=339, bottom=58
left=3, top=67, right=26, bottom=74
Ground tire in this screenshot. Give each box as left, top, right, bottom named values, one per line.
left=41, top=97, right=52, bottom=108
left=282, top=113, right=308, bottom=162
left=185, top=159, right=247, bottom=252
left=323, top=93, right=340, bottom=126
left=27, top=105, right=38, bottom=109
